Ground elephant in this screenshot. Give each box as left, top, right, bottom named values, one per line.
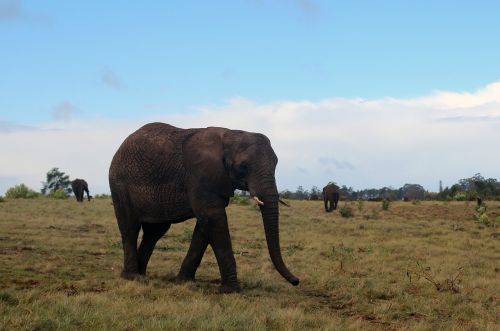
left=323, top=183, right=339, bottom=212
left=108, top=122, right=299, bottom=293
left=71, top=179, right=91, bottom=202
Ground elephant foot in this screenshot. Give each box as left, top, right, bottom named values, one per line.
left=120, top=270, right=143, bottom=280
left=219, top=282, right=241, bottom=294
left=175, top=273, right=195, bottom=283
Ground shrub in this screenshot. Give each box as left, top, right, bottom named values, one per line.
left=339, top=205, right=353, bottom=218
left=381, top=199, right=390, bottom=210
left=5, top=184, right=40, bottom=199
left=453, top=192, right=467, bottom=201
left=0, top=196, right=5, bottom=203
left=94, top=194, right=111, bottom=199
left=49, top=188, right=68, bottom=199
left=474, top=204, right=496, bottom=227
left=230, top=195, right=250, bottom=205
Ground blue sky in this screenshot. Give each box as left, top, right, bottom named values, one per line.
left=1, top=1, right=500, bottom=194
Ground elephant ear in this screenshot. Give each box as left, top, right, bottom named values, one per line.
left=182, top=128, right=234, bottom=198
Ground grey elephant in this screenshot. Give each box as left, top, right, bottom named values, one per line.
left=323, top=183, right=339, bottom=212
left=71, top=179, right=91, bottom=202
left=109, top=122, right=299, bottom=293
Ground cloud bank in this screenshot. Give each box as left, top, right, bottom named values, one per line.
left=1, top=81, right=499, bottom=195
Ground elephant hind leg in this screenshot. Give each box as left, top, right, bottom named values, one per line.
left=138, top=222, right=171, bottom=275
left=113, top=188, right=141, bottom=279
left=177, top=221, right=209, bottom=282
left=119, top=222, right=141, bottom=279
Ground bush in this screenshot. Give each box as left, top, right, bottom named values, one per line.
left=381, top=199, right=390, bottom=210
left=339, top=205, right=353, bottom=218
left=49, top=188, right=68, bottom=199
left=5, top=184, right=40, bottom=199
left=474, top=204, right=496, bottom=227
left=453, top=192, right=467, bottom=201
left=94, top=194, right=111, bottom=199
left=0, top=196, right=4, bottom=203
left=230, top=195, right=250, bottom=205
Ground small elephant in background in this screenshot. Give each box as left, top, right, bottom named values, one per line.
left=71, top=179, right=91, bottom=202
left=323, top=183, right=339, bottom=212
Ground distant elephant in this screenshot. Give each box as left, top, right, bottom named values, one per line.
left=109, top=123, right=299, bottom=293
left=323, top=183, right=339, bottom=212
left=71, top=179, right=91, bottom=202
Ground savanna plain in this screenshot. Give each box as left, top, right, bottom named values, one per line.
left=0, top=198, right=499, bottom=330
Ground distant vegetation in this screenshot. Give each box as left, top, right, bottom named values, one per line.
left=278, top=173, right=500, bottom=201
left=41, top=167, right=72, bottom=195
left=5, top=184, right=40, bottom=199
left=2, top=171, right=499, bottom=202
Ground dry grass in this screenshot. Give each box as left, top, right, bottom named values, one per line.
left=0, top=198, right=499, bottom=330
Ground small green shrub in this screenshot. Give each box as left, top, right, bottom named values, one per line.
left=474, top=204, right=496, bottom=227
left=230, top=195, right=250, bottom=205
left=5, top=184, right=40, bottom=199
left=0, top=196, right=5, bottom=203
left=453, top=192, right=467, bottom=201
left=94, top=194, right=111, bottom=199
left=49, top=188, right=68, bottom=199
left=412, top=200, right=421, bottom=205
left=381, top=199, right=390, bottom=210
left=339, top=205, right=353, bottom=218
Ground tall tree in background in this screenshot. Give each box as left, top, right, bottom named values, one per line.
left=41, top=168, right=72, bottom=195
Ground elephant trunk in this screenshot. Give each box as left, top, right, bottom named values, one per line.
left=251, top=177, right=299, bottom=286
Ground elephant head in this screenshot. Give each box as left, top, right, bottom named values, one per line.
left=182, top=128, right=299, bottom=286
left=221, top=130, right=299, bottom=286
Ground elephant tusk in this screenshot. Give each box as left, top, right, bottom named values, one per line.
left=252, top=196, right=264, bottom=206
left=279, top=199, right=290, bottom=207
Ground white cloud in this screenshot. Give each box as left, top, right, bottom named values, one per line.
left=1, top=81, right=499, bottom=195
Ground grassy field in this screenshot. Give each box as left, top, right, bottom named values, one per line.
left=0, top=198, right=499, bottom=330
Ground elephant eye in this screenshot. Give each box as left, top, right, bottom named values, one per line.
left=238, top=162, right=249, bottom=174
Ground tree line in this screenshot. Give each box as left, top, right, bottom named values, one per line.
left=3, top=169, right=499, bottom=202
left=277, top=173, right=500, bottom=201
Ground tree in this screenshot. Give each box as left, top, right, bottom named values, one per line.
left=294, top=186, right=309, bottom=200
left=401, top=184, right=426, bottom=200
left=41, top=168, right=72, bottom=195
left=309, top=186, right=321, bottom=200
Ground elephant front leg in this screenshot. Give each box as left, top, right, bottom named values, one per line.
left=195, top=209, right=240, bottom=293
left=208, top=214, right=240, bottom=293
left=176, top=221, right=209, bottom=282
